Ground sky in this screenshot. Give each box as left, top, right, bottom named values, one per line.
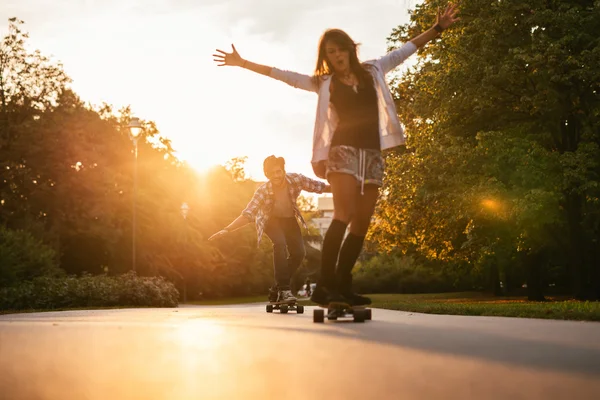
left=1, top=0, right=420, bottom=181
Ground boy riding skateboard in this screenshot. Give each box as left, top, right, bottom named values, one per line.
left=209, top=155, right=330, bottom=303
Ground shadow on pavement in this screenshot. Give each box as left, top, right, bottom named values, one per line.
left=223, top=311, right=600, bottom=377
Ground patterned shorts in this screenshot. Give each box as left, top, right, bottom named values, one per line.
left=325, top=145, right=385, bottom=187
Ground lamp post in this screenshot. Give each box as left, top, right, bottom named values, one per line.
left=128, top=117, right=142, bottom=273
left=181, top=202, right=190, bottom=220
left=180, top=202, right=190, bottom=302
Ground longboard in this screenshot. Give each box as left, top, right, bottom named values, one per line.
left=313, top=301, right=371, bottom=323
left=266, top=300, right=304, bottom=314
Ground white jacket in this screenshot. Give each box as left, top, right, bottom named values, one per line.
left=269, top=41, right=418, bottom=176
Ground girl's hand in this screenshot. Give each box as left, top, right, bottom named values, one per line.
left=208, top=229, right=229, bottom=241
left=437, top=3, right=461, bottom=30
left=213, top=44, right=244, bottom=67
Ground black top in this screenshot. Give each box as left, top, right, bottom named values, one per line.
left=329, top=74, right=380, bottom=150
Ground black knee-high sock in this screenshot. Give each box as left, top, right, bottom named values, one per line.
left=336, top=233, right=365, bottom=292
left=319, top=219, right=348, bottom=289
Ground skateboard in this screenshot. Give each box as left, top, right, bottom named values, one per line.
left=266, top=301, right=304, bottom=314
left=313, top=301, right=372, bottom=323
left=266, top=286, right=304, bottom=314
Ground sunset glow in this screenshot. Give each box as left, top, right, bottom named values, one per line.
left=1, top=0, right=416, bottom=179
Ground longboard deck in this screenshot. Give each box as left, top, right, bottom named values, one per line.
left=269, top=301, right=297, bottom=306
left=266, top=301, right=304, bottom=314
left=317, top=301, right=365, bottom=309
left=313, top=302, right=371, bottom=323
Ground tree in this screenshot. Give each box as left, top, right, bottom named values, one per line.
left=0, top=18, right=279, bottom=300
left=372, top=0, right=600, bottom=299
left=0, top=17, right=70, bottom=234
left=225, top=156, right=249, bottom=182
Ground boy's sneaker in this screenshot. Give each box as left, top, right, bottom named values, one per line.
left=277, top=290, right=297, bottom=304
left=341, top=292, right=371, bottom=306
left=310, top=285, right=345, bottom=306
left=268, top=287, right=278, bottom=303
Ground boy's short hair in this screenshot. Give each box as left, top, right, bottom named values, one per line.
left=263, top=155, right=285, bottom=176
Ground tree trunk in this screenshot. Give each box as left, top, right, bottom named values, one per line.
left=525, top=251, right=546, bottom=301
left=490, top=261, right=503, bottom=296
left=566, top=193, right=586, bottom=299
left=591, top=239, right=600, bottom=301
left=0, top=69, right=8, bottom=142
left=503, top=266, right=512, bottom=296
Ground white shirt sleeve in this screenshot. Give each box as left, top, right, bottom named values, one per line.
left=269, top=68, right=319, bottom=93
left=376, top=41, right=418, bottom=75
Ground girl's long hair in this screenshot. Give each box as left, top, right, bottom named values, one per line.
left=313, top=29, right=373, bottom=88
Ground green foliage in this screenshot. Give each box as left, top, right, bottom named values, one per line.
left=353, top=252, right=474, bottom=294
left=0, top=225, right=62, bottom=286
left=371, top=0, right=600, bottom=298
left=0, top=272, right=179, bottom=310
left=224, top=156, right=249, bottom=182
left=0, top=18, right=277, bottom=301
left=4, top=3, right=599, bottom=303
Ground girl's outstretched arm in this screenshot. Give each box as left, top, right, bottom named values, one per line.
left=213, top=44, right=318, bottom=92
left=378, top=2, right=460, bottom=74
left=410, top=3, right=461, bottom=49
left=213, top=44, right=273, bottom=76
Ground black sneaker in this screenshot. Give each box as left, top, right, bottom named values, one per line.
left=341, top=292, right=371, bottom=306
left=310, top=285, right=344, bottom=306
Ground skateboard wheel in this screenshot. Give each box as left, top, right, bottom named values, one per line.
left=297, top=305, right=304, bottom=314
left=313, top=309, right=324, bottom=323
left=266, top=304, right=273, bottom=313
left=366, top=309, right=372, bottom=320
left=353, top=309, right=366, bottom=323
left=280, top=305, right=289, bottom=314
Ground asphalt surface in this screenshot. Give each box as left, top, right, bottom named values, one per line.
left=1, top=303, right=600, bottom=399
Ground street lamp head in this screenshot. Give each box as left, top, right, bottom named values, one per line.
left=128, top=117, right=143, bottom=140
left=181, top=202, right=190, bottom=220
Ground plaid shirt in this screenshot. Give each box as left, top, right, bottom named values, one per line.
left=242, top=173, right=327, bottom=246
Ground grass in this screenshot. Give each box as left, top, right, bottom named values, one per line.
left=4, top=292, right=599, bottom=322
left=369, top=292, right=600, bottom=322
left=1, top=296, right=269, bottom=314
left=184, top=292, right=600, bottom=322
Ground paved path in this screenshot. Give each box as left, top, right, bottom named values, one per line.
left=1, top=304, right=600, bottom=399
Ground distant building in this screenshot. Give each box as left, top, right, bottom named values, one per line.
left=311, top=196, right=334, bottom=238
left=308, top=193, right=376, bottom=246
left=306, top=196, right=335, bottom=250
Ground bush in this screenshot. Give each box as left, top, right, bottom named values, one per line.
left=353, top=253, right=472, bottom=294
left=0, top=226, right=62, bottom=287
left=0, top=272, right=179, bottom=311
